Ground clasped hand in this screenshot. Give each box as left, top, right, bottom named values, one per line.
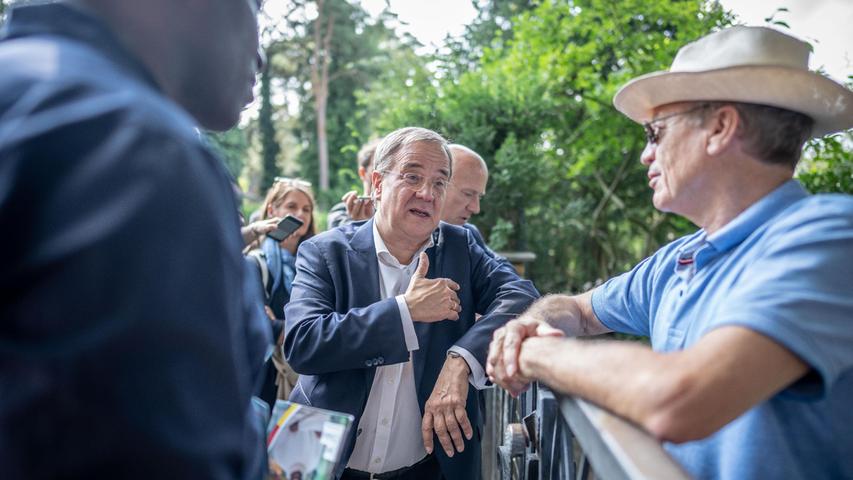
left=486, top=314, right=564, bottom=396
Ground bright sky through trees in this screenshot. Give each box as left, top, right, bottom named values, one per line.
left=358, top=0, right=851, bottom=83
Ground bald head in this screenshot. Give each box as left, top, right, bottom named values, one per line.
left=442, top=145, right=488, bottom=225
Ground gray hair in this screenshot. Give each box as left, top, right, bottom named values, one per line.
left=374, top=127, right=453, bottom=178
left=691, top=102, right=814, bottom=169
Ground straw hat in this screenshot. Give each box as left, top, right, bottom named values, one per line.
left=613, top=26, right=853, bottom=137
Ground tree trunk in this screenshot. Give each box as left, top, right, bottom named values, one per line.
left=310, top=0, right=334, bottom=192
left=259, top=60, right=280, bottom=192
left=315, top=93, right=329, bottom=192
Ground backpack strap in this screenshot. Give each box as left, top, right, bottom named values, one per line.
left=247, top=249, right=272, bottom=302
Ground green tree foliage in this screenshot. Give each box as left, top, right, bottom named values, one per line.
left=442, top=0, right=538, bottom=78
left=363, top=0, right=734, bottom=292
left=799, top=129, right=853, bottom=194
left=206, top=128, right=249, bottom=180
left=273, top=1, right=415, bottom=206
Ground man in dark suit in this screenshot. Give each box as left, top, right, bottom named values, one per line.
left=0, top=0, right=266, bottom=478
left=284, top=127, right=539, bottom=479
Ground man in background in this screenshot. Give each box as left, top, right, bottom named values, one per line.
left=327, top=138, right=382, bottom=229
left=441, top=144, right=506, bottom=261
left=442, top=145, right=488, bottom=227
left=0, top=0, right=266, bottom=477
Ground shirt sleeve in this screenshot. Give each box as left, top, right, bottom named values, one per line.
left=447, top=345, right=489, bottom=390
left=591, top=241, right=681, bottom=337
left=704, top=200, right=853, bottom=398
left=395, top=294, right=420, bottom=351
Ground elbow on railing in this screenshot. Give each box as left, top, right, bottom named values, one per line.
left=558, top=391, right=692, bottom=480
left=643, top=408, right=720, bottom=445
left=639, top=371, right=725, bottom=445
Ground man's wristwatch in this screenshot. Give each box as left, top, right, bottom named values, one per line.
left=447, top=351, right=470, bottom=374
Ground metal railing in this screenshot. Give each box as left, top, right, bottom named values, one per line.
left=486, top=384, right=690, bottom=480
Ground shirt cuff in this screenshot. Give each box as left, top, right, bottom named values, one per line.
left=448, top=346, right=489, bottom=390
left=396, top=294, right=419, bottom=352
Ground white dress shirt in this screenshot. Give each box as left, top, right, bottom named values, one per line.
left=347, top=222, right=489, bottom=473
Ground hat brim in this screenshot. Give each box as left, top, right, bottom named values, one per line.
left=613, top=66, right=853, bottom=138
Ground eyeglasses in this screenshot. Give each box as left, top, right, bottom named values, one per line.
left=274, top=177, right=312, bottom=189
left=643, top=103, right=710, bottom=145
left=380, top=170, right=449, bottom=196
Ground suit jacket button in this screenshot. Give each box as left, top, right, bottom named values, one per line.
left=365, top=360, right=372, bottom=367
left=377, top=356, right=384, bottom=364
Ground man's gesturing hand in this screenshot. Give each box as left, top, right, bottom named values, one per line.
left=405, top=252, right=462, bottom=322
left=422, top=355, right=473, bottom=457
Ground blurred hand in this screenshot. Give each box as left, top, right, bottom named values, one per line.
left=422, top=355, right=472, bottom=457
left=251, top=217, right=280, bottom=236
left=342, top=190, right=374, bottom=222
left=241, top=217, right=280, bottom=247
left=404, top=253, right=461, bottom=323
left=486, top=310, right=564, bottom=396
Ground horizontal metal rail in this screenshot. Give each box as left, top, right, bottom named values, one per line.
left=554, top=392, right=690, bottom=480
left=492, top=386, right=691, bottom=480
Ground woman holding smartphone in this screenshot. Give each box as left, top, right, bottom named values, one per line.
left=247, top=177, right=317, bottom=406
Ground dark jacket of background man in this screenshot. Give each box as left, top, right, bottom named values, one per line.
left=0, top=3, right=265, bottom=478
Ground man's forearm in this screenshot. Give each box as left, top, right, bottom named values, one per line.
left=528, top=292, right=610, bottom=337
left=519, top=326, right=810, bottom=444
left=520, top=337, right=684, bottom=439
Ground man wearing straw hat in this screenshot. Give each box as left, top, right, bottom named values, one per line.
left=487, top=26, right=853, bottom=479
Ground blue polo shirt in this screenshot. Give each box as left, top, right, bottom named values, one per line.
left=592, top=180, right=853, bottom=479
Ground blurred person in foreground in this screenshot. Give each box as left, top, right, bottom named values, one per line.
left=327, top=138, right=381, bottom=229
left=246, top=177, right=317, bottom=405
left=487, top=26, right=853, bottom=479
left=0, top=0, right=268, bottom=477
left=284, top=127, right=539, bottom=479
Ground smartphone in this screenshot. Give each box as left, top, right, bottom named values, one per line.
left=267, top=215, right=304, bottom=242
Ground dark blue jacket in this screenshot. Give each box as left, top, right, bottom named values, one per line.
left=283, top=219, right=539, bottom=479
left=0, top=4, right=263, bottom=478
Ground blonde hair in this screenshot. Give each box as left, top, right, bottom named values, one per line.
left=261, top=178, right=317, bottom=242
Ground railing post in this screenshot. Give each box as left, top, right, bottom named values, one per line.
left=483, top=251, right=537, bottom=480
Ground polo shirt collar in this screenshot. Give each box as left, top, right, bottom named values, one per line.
left=706, top=179, right=808, bottom=253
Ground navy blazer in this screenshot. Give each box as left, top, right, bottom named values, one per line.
left=283, top=219, right=539, bottom=480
